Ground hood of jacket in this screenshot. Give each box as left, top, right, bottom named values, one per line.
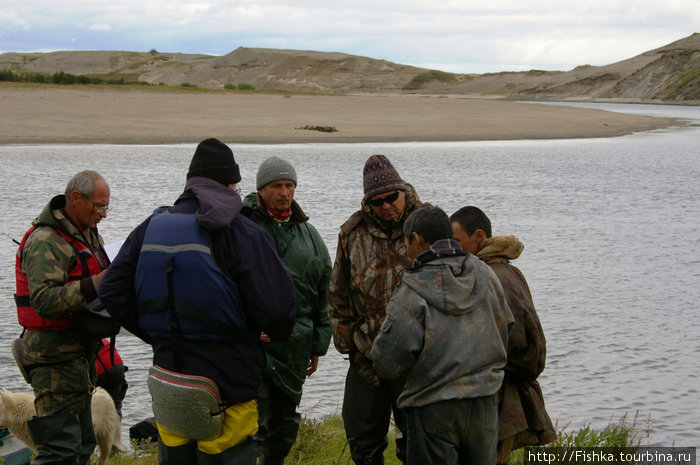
left=403, top=239, right=490, bottom=316
left=183, top=176, right=242, bottom=231
left=477, top=235, right=523, bottom=264
left=33, top=194, right=69, bottom=229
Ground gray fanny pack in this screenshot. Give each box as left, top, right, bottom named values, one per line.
left=147, top=365, right=225, bottom=440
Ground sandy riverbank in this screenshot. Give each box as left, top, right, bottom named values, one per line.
left=0, top=86, right=679, bottom=145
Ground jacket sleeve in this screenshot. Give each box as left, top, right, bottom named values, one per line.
left=328, top=231, right=354, bottom=354
left=22, top=228, right=90, bottom=318
left=498, top=266, right=546, bottom=379
left=226, top=217, right=296, bottom=342
left=311, top=231, right=332, bottom=357
left=370, top=284, right=424, bottom=380
left=98, top=218, right=153, bottom=343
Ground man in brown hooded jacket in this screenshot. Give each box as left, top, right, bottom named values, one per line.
left=328, top=154, right=423, bottom=465
left=451, top=206, right=556, bottom=464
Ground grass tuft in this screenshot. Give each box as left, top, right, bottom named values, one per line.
left=86, top=412, right=647, bottom=465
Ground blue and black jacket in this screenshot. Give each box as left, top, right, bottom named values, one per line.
left=99, top=176, right=296, bottom=404
left=135, top=209, right=252, bottom=343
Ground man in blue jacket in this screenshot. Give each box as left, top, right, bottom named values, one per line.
left=99, top=138, right=296, bottom=465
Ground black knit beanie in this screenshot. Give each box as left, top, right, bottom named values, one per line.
left=187, top=138, right=241, bottom=185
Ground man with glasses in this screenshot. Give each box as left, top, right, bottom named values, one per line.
left=243, top=156, right=331, bottom=465
left=14, top=170, right=111, bottom=464
left=329, top=154, right=423, bottom=465
left=99, top=138, right=296, bottom=464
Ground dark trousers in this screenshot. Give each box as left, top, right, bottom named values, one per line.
left=158, top=437, right=257, bottom=465
left=342, top=363, right=407, bottom=465
left=404, top=395, right=498, bottom=465
left=256, top=376, right=301, bottom=463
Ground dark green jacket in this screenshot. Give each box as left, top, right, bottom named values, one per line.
left=243, top=193, right=332, bottom=404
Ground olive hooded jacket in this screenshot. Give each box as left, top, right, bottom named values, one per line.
left=243, top=192, right=332, bottom=405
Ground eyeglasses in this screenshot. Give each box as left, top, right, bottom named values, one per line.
left=85, top=198, right=110, bottom=213
left=367, top=190, right=400, bottom=207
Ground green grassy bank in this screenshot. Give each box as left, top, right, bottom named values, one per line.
left=78, top=412, right=649, bottom=465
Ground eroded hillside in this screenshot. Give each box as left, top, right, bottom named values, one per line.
left=1, top=33, right=698, bottom=102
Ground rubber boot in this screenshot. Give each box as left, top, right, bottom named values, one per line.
left=258, top=454, right=285, bottom=465
left=77, top=409, right=97, bottom=465
left=157, top=441, right=197, bottom=465
left=195, top=437, right=257, bottom=465
left=27, top=413, right=82, bottom=464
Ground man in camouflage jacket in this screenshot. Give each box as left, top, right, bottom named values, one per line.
left=451, top=206, right=556, bottom=464
left=328, top=155, right=422, bottom=465
left=14, top=170, right=111, bottom=465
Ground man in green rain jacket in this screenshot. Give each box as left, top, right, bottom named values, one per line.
left=243, top=156, right=332, bottom=465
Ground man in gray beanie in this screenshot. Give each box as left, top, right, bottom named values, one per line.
left=243, top=156, right=332, bottom=465
left=99, top=139, right=296, bottom=465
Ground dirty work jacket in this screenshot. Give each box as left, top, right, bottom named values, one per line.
left=371, top=239, right=513, bottom=408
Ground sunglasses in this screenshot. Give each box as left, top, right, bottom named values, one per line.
left=367, top=190, right=400, bottom=207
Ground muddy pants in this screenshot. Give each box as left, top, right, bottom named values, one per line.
left=342, top=363, right=407, bottom=465
left=404, top=395, right=498, bottom=465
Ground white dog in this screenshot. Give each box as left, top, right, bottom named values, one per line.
left=0, top=387, right=126, bottom=465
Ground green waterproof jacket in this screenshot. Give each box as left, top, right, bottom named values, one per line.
left=243, top=193, right=332, bottom=404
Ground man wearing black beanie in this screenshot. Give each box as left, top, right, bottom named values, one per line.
left=99, top=138, right=297, bottom=465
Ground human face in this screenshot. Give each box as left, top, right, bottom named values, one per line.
left=71, top=179, right=110, bottom=230
left=259, top=179, right=295, bottom=213
left=452, top=221, right=481, bottom=254
left=368, top=190, right=406, bottom=221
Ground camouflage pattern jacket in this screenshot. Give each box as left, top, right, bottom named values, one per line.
left=18, top=195, right=108, bottom=368
left=371, top=239, right=512, bottom=407
left=477, top=235, right=556, bottom=447
left=328, top=185, right=421, bottom=384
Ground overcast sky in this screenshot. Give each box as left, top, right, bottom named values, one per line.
left=1, top=1, right=697, bottom=73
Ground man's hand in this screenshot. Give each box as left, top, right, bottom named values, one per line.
left=307, top=354, right=319, bottom=377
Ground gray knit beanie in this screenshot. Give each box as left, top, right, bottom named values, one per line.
left=256, top=156, right=297, bottom=189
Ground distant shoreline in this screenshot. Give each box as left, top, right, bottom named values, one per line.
left=0, top=86, right=680, bottom=145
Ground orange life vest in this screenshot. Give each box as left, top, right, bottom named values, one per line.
left=15, top=225, right=108, bottom=331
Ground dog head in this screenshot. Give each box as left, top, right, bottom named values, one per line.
left=0, top=389, right=36, bottom=427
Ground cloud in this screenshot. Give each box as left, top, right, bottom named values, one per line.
left=0, top=0, right=697, bottom=72
left=88, top=24, right=112, bottom=32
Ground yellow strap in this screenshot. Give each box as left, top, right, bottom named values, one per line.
left=157, top=399, right=258, bottom=454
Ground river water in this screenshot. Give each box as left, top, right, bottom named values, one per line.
left=1, top=103, right=698, bottom=449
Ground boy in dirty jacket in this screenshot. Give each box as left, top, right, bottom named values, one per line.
left=372, top=206, right=513, bottom=465
left=451, top=206, right=556, bottom=464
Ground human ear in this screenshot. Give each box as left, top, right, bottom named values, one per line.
left=69, top=190, right=85, bottom=204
